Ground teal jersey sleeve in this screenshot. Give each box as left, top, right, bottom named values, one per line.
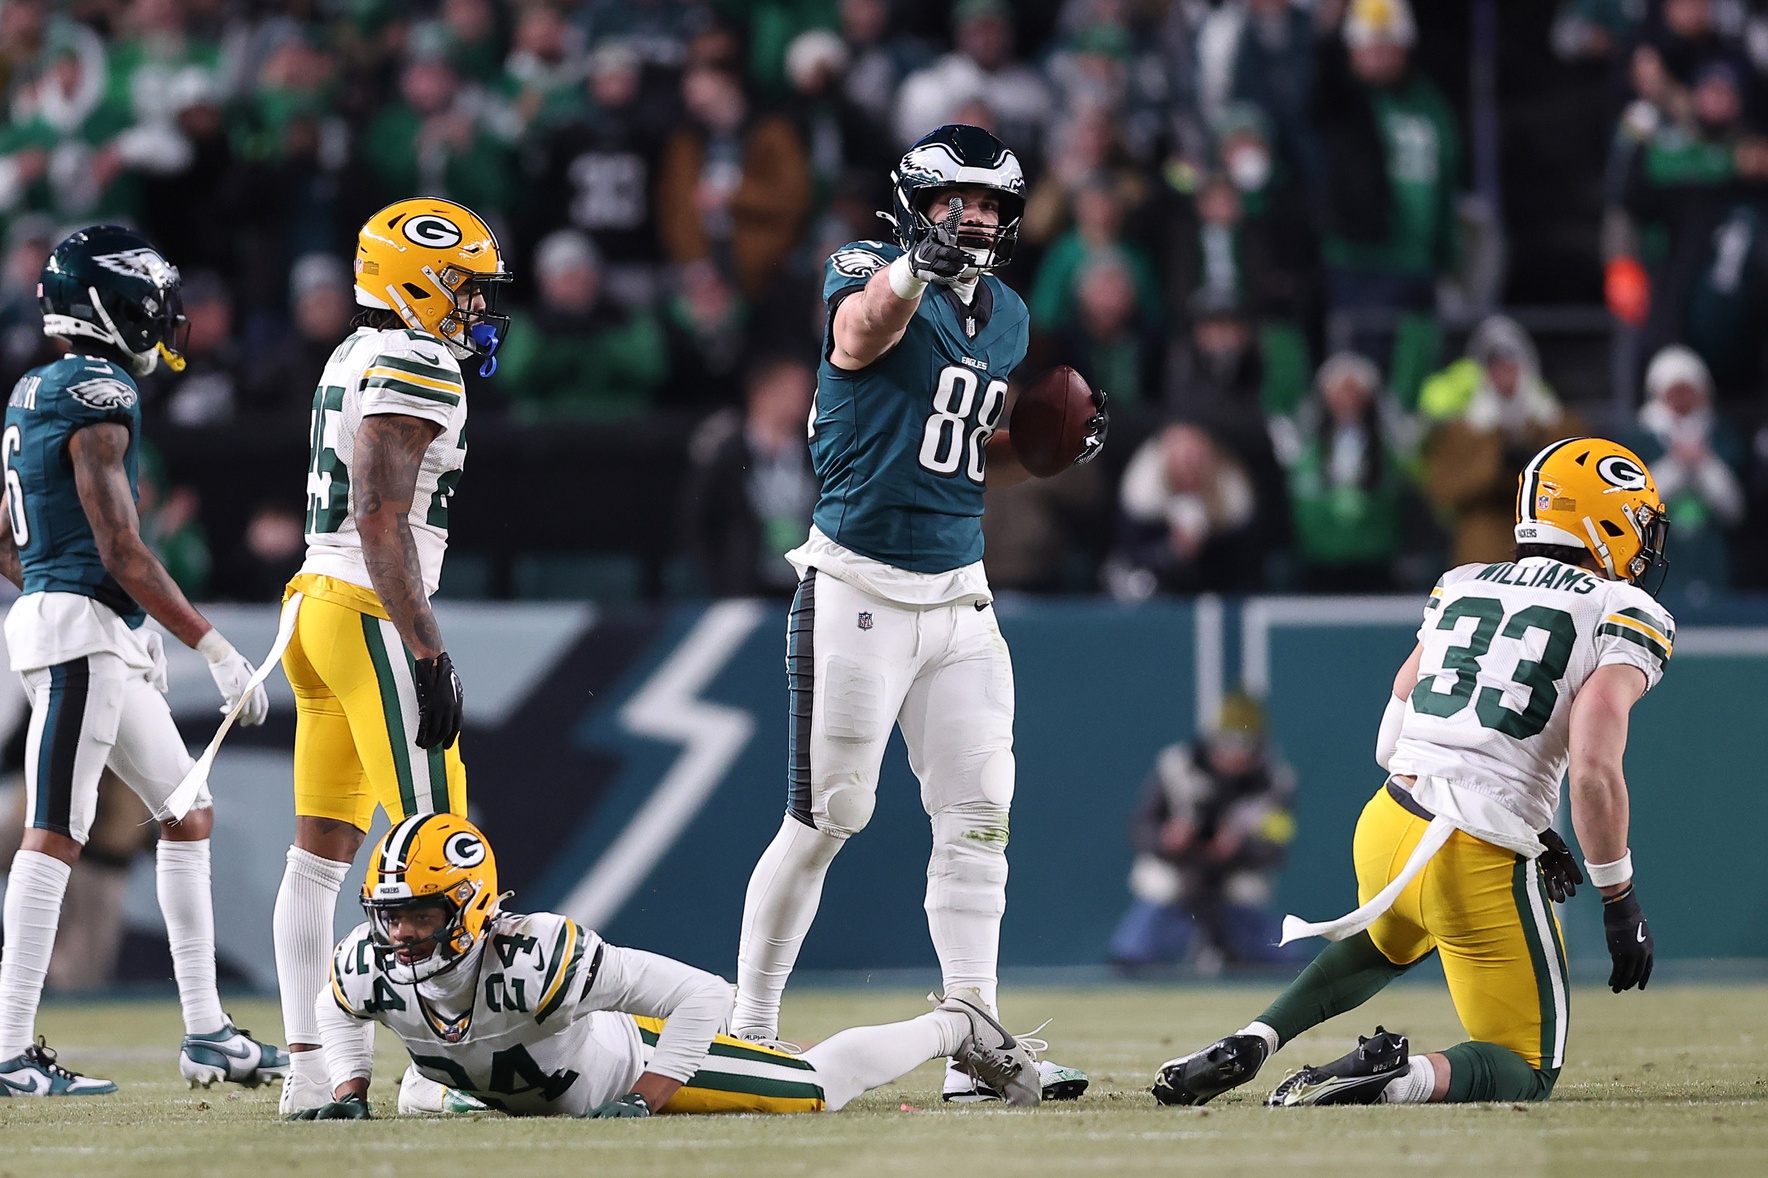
left=823, top=240, right=902, bottom=305
left=4, top=354, right=144, bottom=622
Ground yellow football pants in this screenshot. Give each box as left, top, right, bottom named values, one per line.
left=1356, top=785, right=1569, bottom=1071
left=281, top=576, right=466, bottom=832
left=632, top=1017, right=827, bottom=1113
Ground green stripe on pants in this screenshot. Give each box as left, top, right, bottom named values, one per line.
left=1512, top=858, right=1556, bottom=1070
left=361, top=615, right=417, bottom=817
left=685, top=1068, right=825, bottom=1102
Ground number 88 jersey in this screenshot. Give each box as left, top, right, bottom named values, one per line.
left=809, top=240, right=1029, bottom=574
left=298, top=327, right=467, bottom=597
left=1390, top=557, right=1674, bottom=852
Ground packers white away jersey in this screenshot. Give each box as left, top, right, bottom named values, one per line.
left=298, top=327, right=467, bottom=597
left=330, top=911, right=645, bottom=1116
left=1389, top=556, right=1673, bottom=854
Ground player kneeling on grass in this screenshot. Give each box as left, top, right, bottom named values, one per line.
left=293, top=814, right=1047, bottom=1121
left=1152, top=438, right=1668, bottom=1108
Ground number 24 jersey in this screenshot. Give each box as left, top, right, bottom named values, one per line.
left=1390, top=556, right=1673, bottom=851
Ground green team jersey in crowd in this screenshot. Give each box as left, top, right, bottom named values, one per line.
left=3, top=353, right=145, bottom=625
left=811, top=240, right=1029, bottom=573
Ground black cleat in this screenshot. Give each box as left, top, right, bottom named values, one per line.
left=1152, top=1034, right=1270, bottom=1106
left=1267, top=1026, right=1409, bottom=1107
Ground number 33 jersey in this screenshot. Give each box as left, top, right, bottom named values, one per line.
left=298, top=327, right=467, bottom=597
left=809, top=241, right=1029, bottom=575
left=1390, top=556, right=1674, bottom=854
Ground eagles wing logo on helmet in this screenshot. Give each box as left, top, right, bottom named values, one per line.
left=443, top=831, right=486, bottom=868
left=831, top=246, right=889, bottom=278
left=67, top=377, right=137, bottom=411
left=92, top=248, right=178, bottom=289
left=1596, top=454, right=1649, bottom=490
left=402, top=215, right=464, bottom=249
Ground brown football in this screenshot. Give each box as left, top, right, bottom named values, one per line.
left=1009, top=366, right=1094, bottom=478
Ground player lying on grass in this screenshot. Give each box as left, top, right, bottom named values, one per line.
left=294, top=814, right=1049, bottom=1120
left=1153, top=438, right=1668, bottom=1108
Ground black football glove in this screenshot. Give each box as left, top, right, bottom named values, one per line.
left=585, top=1092, right=652, bottom=1119
left=1537, top=828, right=1583, bottom=904
left=413, top=651, right=464, bottom=750
left=1602, top=884, right=1654, bottom=993
left=287, top=1093, right=372, bottom=1121
left=905, top=197, right=969, bottom=284
left=1075, top=386, right=1109, bottom=465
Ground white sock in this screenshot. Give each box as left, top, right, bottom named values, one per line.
left=273, top=845, right=349, bottom=1049
left=1238, top=1020, right=1281, bottom=1055
left=733, top=818, right=844, bottom=1038
left=800, top=1009, right=968, bottom=1111
left=155, top=837, right=226, bottom=1036
left=0, top=850, right=72, bottom=1058
left=1381, top=1054, right=1437, bottom=1104
left=926, top=807, right=1008, bottom=1016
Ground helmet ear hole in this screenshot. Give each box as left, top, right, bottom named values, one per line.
left=1599, top=519, right=1626, bottom=537
left=402, top=282, right=433, bottom=301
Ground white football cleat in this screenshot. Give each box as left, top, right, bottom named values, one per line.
left=0, top=1040, right=117, bottom=1096
left=180, top=1020, right=289, bottom=1089
left=396, top=1062, right=488, bottom=1115
left=943, top=1057, right=1090, bottom=1102
left=937, top=989, right=1041, bottom=1108
left=278, top=1067, right=333, bottom=1116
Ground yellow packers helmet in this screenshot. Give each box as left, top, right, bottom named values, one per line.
left=354, top=197, right=511, bottom=375
left=1514, top=437, right=1670, bottom=590
left=362, top=814, right=499, bottom=983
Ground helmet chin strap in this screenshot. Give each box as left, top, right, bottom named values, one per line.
left=82, top=284, right=172, bottom=375
left=1582, top=516, right=1619, bottom=579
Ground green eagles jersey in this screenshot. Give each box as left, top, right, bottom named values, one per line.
left=812, top=240, right=1030, bottom=573
left=3, top=353, right=144, bottom=624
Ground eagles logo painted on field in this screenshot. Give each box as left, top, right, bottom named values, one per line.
left=831, top=246, right=889, bottom=278
left=92, top=248, right=179, bottom=289
left=443, top=831, right=486, bottom=868
left=1596, top=454, right=1649, bottom=491
left=402, top=214, right=464, bottom=249
left=67, top=377, right=137, bottom=411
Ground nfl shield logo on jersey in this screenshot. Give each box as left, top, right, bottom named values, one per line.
left=857, top=611, right=874, bottom=630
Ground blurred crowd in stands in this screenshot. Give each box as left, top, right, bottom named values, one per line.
left=2, top=0, right=1767, bottom=604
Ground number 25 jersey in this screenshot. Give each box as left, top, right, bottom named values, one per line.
left=298, top=327, right=466, bottom=598
left=1389, top=556, right=1673, bottom=853
left=810, top=241, right=1028, bottom=575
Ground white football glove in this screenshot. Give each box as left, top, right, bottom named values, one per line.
left=142, top=628, right=169, bottom=694
left=196, top=629, right=269, bottom=727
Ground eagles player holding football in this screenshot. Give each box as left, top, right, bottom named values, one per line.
left=273, top=198, right=506, bottom=1114
left=294, top=815, right=1045, bottom=1120
left=731, top=125, right=1106, bottom=1102
left=0, top=226, right=283, bottom=1095
left=1153, top=439, right=1669, bottom=1108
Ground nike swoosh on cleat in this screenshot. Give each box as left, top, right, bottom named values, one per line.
left=1, top=1072, right=51, bottom=1095
left=1636, top=925, right=1647, bottom=943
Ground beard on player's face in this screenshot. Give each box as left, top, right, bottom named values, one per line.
left=920, top=185, right=1003, bottom=240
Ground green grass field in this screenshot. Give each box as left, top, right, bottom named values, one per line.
left=2, top=983, right=1765, bottom=1177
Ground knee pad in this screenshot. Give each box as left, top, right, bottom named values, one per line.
left=926, top=805, right=1010, bottom=917
left=976, top=747, right=1015, bottom=808
left=814, top=774, right=877, bottom=838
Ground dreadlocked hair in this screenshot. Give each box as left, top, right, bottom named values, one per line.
left=352, top=307, right=405, bottom=330
left=1514, top=542, right=1593, bottom=569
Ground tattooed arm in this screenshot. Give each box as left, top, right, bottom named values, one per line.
left=0, top=494, right=21, bottom=588
left=353, top=412, right=445, bottom=658
left=70, top=422, right=210, bottom=645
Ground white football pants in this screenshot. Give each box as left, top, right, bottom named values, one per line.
left=734, top=571, right=1015, bottom=1035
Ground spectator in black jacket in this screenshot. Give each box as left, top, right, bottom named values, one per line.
left=1108, top=692, right=1298, bottom=968
left=680, top=355, right=819, bottom=597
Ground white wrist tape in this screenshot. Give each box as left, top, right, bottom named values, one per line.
left=1586, top=851, right=1633, bottom=888
left=887, top=254, right=928, bottom=301
left=195, top=629, right=236, bottom=666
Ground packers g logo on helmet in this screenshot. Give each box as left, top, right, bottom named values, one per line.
left=362, top=814, right=500, bottom=983
left=1514, top=438, right=1670, bottom=590
left=354, top=198, right=511, bottom=374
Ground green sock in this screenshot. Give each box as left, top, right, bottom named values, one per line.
left=1440, top=1041, right=1557, bottom=1102
left=1255, top=931, right=1417, bottom=1047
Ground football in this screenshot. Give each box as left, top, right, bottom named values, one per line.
left=1009, top=365, right=1096, bottom=478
